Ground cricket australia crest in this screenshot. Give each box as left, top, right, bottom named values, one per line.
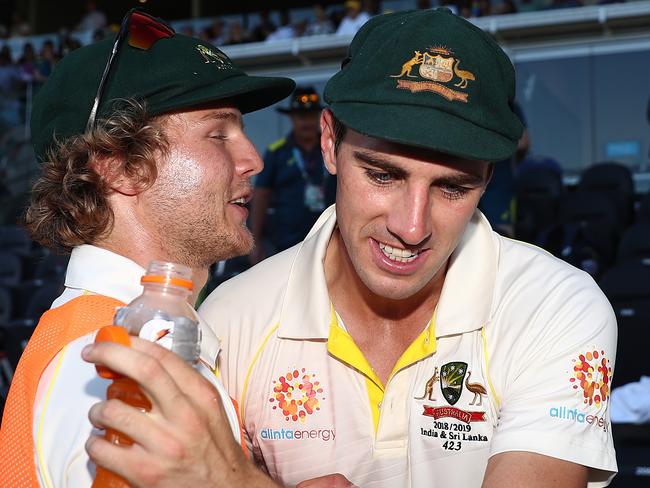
left=440, top=361, right=467, bottom=406
left=419, top=53, right=454, bottom=83
left=390, top=46, right=475, bottom=103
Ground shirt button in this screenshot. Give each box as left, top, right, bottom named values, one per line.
left=378, top=401, right=382, bottom=409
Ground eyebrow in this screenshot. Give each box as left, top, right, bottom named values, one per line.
left=200, top=111, right=243, bottom=128
left=353, top=150, right=486, bottom=186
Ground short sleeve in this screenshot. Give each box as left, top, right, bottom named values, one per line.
left=489, top=275, right=618, bottom=487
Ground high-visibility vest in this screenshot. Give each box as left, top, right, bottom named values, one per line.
left=0, top=294, right=123, bottom=488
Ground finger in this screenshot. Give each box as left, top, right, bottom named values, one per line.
left=86, top=435, right=162, bottom=488
left=88, top=399, right=170, bottom=452
left=82, top=340, right=190, bottom=420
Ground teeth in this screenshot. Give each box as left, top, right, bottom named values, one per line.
left=379, top=242, right=420, bottom=262
left=231, top=197, right=245, bottom=204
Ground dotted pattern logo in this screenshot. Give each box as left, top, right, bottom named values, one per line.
left=269, top=368, right=325, bottom=423
left=570, top=349, right=612, bottom=407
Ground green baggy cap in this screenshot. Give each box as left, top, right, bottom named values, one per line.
left=324, top=9, right=523, bottom=161
left=31, top=32, right=295, bottom=162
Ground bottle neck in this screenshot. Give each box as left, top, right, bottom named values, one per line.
left=141, top=282, right=192, bottom=299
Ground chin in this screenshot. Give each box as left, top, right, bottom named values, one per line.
left=364, top=276, right=426, bottom=301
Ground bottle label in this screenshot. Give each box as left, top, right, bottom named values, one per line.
left=139, top=318, right=175, bottom=350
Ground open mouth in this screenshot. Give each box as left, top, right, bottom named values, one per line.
left=229, top=196, right=247, bottom=207
left=379, top=242, right=421, bottom=263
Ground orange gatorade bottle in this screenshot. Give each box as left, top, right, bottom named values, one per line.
left=93, top=261, right=199, bottom=488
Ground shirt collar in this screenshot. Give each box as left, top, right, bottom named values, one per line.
left=277, top=207, right=496, bottom=340
left=65, top=245, right=221, bottom=368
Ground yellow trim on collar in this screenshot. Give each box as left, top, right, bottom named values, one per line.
left=327, top=307, right=437, bottom=433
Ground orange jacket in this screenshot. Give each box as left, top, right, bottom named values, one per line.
left=0, top=295, right=123, bottom=488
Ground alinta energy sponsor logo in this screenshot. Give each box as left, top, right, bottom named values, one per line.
left=569, top=348, right=612, bottom=407
left=269, top=368, right=325, bottom=423
left=549, top=406, right=609, bottom=432
left=259, top=427, right=336, bottom=442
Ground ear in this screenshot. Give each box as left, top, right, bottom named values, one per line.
left=481, top=162, right=495, bottom=196
left=320, top=109, right=338, bottom=176
left=89, top=155, right=143, bottom=197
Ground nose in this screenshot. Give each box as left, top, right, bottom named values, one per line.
left=386, top=183, right=432, bottom=246
left=237, top=136, right=264, bottom=177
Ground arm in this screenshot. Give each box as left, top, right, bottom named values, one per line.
left=83, top=338, right=277, bottom=488
left=249, top=186, right=273, bottom=265
left=483, top=452, right=588, bottom=488
left=83, top=338, right=355, bottom=488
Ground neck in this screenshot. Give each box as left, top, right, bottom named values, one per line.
left=97, top=201, right=209, bottom=306
left=324, top=228, right=444, bottom=328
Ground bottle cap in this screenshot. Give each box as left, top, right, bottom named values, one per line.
left=141, top=261, right=193, bottom=290
left=94, top=325, right=131, bottom=379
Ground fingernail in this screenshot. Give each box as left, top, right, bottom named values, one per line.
left=81, top=344, right=94, bottom=360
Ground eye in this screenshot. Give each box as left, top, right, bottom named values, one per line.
left=440, top=184, right=470, bottom=200
left=365, top=169, right=394, bottom=185
left=210, top=133, right=228, bottom=141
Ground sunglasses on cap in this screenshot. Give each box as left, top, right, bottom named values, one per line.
left=86, top=8, right=174, bottom=131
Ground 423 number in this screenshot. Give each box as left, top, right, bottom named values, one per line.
left=442, top=440, right=462, bottom=451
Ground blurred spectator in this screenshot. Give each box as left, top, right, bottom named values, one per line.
left=250, top=86, right=335, bottom=264
left=179, top=25, right=195, bottom=37
left=59, top=34, right=82, bottom=57
left=496, top=0, right=519, bottom=14
left=306, top=4, right=334, bottom=36
left=364, top=0, right=382, bottom=16
left=35, top=40, right=58, bottom=80
left=251, top=9, right=276, bottom=42
left=76, top=1, right=107, bottom=32
left=336, top=0, right=371, bottom=35
left=18, top=42, right=42, bottom=83
left=479, top=102, right=529, bottom=236
left=0, top=46, right=22, bottom=130
left=208, top=18, right=227, bottom=46
left=9, top=12, right=31, bottom=37
left=225, top=21, right=249, bottom=45
left=92, top=28, right=105, bottom=43
left=266, top=10, right=295, bottom=42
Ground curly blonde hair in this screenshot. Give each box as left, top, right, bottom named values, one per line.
left=25, top=99, right=169, bottom=253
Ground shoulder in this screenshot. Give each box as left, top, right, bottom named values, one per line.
left=489, top=234, right=616, bottom=353
left=495, top=235, right=609, bottom=309
left=199, top=244, right=300, bottom=335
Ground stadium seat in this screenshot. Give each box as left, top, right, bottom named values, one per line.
left=638, top=192, right=650, bottom=222
left=0, top=225, right=32, bottom=256
left=599, top=263, right=650, bottom=388
left=0, top=251, right=22, bottom=286
left=33, top=252, right=69, bottom=282
left=514, top=166, right=564, bottom=244
left=579, top=162, right=634, bottom=228
left=22, top=283, right=63, bottom=321
left=540, top=192, right=618, bottom=277
left=0, top=287, right=10, bottom=324
left=616, top=224, right=650, bottom=265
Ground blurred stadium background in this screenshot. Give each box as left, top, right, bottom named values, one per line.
left=0, top=1, right=649, bottom=485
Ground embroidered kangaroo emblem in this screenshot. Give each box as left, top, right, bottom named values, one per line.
left=390, top=50, right=423, bottom=78
left=415, top=367, right=440, bottom=401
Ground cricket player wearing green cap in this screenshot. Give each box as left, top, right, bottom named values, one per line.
left=0, top=9, right=296, bottom=488
left=84, top=8, right=617, bottom=488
